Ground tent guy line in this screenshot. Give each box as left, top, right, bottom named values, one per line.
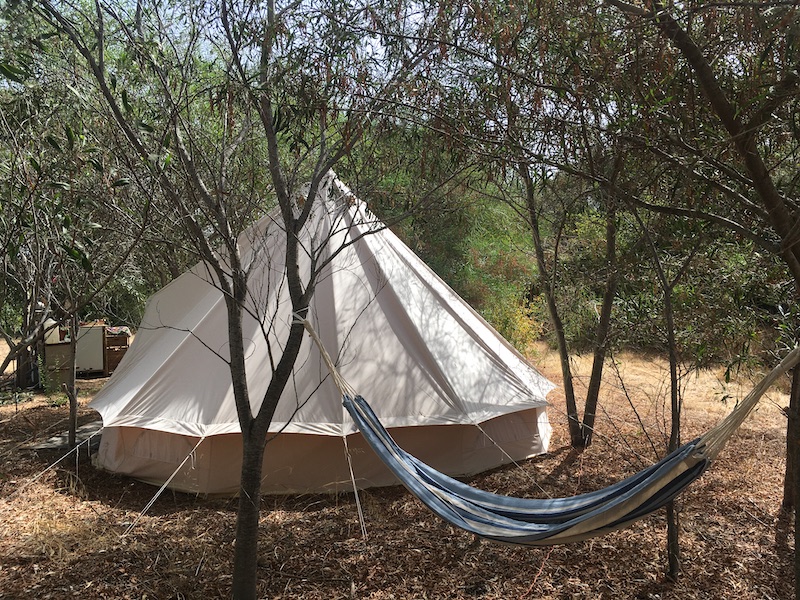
left=121, top=435, right=207, bottom=537
left=14, top=427, right=101, bottom=499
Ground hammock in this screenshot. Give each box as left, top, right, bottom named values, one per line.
left=303, top=319, right=799, bottom=545
left=345, top=393, right=712, bottom=545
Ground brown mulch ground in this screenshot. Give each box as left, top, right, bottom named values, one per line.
left=0, top=347, right=794, bottom=599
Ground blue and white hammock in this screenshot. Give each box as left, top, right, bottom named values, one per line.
left=304, top=320, right=798, bottom=546
left=344, top=393, right=708, bottom=545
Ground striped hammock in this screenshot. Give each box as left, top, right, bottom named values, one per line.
left=346, top=393, right=708, bottom=545
left=303, top=319, right=798, bottom=546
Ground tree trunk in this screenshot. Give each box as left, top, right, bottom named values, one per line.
left=783, top=366, right=799, bottom=510
left=631, top=205, right=683, bottom=579
left=232, top=427, right=268, bottom=600
left=664, top=355, right=682, bottom=579
left=67, top=314, right=79, bottom=449
left=581, top=206, right=618, bottom=446
left=520, top=167, right=582, bottom=446
left=784, top=366, right=800, bottom=600
left=797, top=493, right=800, bottom=600
left=664, top=284, right=682, bottom=580
left=15, top=331, right=38, bottom=389
left=544, top=279, right=582, bottom=446
left=666, top=502, right=680, bottom=579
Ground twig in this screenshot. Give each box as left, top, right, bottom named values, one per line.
left=519, top=547, right=555, bottom=599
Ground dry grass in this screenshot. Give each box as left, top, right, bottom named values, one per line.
left=0, top=346, right=794, bottom=599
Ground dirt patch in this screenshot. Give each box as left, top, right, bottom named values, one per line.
left=0, top=348, right=793, bottom=599
left=1, top=338, right=16, bottom=383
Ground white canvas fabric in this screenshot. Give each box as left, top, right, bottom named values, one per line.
left=91, top=174, right=554, bottom=494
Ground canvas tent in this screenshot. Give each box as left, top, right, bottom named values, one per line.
left=91, top=174, right=554, bottom=495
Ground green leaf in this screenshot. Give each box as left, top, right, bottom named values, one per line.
left=50, top=181, right=71, bottom=190
left=137, top=120, right=154, bottom=133
left=45, top=135, right=62, bottom=152
left=122, top=89, right=132, bottom=114
left=0, top=62, right=28, bottom=83
left=65, top=124, right=75, bottom=150
left=62, top=244, right=81, bottom=261
left=112, top=177, right=131, bottom=187
left=28, top=156, right=41, bottom=174
left=63, top=244, right=93, bottom=272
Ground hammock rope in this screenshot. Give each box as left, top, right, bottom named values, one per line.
left=693, top=347, right=799, bottom=461
left=301, top=318, right=799, bottom=546
left=300, top=315, right=368, bottom=538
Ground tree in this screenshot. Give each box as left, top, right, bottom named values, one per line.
left=1, top=6, right=150, bottom=452
left=592, top=0, right=800, bottom=591
left=407, top=0, right=634, bottom=449
left=35, top=1, right=444, bottom=596
left=407, top=0, right=797, bottom=580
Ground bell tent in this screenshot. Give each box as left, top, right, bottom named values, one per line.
left=90, top=175, right=554, bottom=495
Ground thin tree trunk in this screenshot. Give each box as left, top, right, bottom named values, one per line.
left=581, top=205, right=618, bottom=446
left=232, top=427, right=268, bottom=600
left=783, top=366, right=799, bottom=510
left=664, top=277, right=681, bottom=580
left=541, top=276, right=582, bottom=446
left=666, top=502, right=680, bottom=580
left=787, top=367, right=800, bottom=600
left=629, top=206, right=683, bottom=579
left=797, top=486, right=800, bottom=600
left=664, top=340, right=681, bottom=577
left=67, top=314, right=79, bottom=449
left=520, top=166, right=582, bottom=446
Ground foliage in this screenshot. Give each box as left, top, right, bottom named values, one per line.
left=531, top=193, right=790, bottom=366
left=375, top=176, right=544, bottom=353
left=0, top=0, right=155, bottom=368
left=45, top=393, right=68, bottom=407
left=0, top=390, right=34, bottom=406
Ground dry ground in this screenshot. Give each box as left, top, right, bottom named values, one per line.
left=0, top=344, right=794, bottom=599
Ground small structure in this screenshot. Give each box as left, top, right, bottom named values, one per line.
left=75, top=322, right=105, bottom=375
left=43, top=322, right=131, bottom=390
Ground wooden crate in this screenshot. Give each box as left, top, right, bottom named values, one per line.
left=104, top=333, right=130, bottom=375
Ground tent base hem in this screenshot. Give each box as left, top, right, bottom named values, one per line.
left=94, top=406, right=551, bottom=496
